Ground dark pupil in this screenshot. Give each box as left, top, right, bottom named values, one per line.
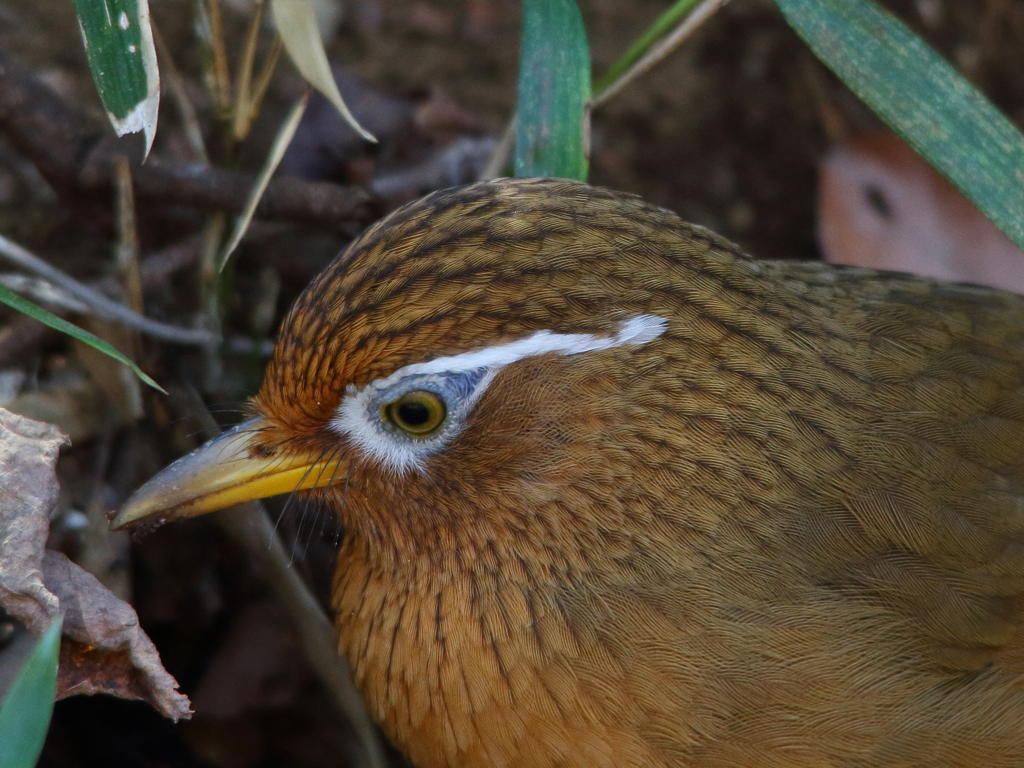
left=398, top=400, right=431, bottom=427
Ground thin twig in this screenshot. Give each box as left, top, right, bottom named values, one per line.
left=231, top=0, right=267, bottom=142
left=246, top=36, right=284, bottom=135
left=153, top=25, right=210, bottom=165
left=0, top=51, right=379, bottom=229
left=203, top=0, right=233, bottom=115
left=591, top=0, right=731, bottom=108
left=0, top=236, right=204, bottom=365
left=0, top=274, right=88, bottom=313
left=137, top=234, right=204, bottom=287
left=114, top=156, right=144, bottom=315
left=180, top=396, right=387, bottom=768
left=219, top=92, right=310, bottom=270
left=218, top=505, right=388, bottom=768
left=0, top=233, right=215, bottom=345
left=478, top=113, right=517, bottom=181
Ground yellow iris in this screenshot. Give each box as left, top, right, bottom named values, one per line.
left=382, top=390, right=447, bottom=436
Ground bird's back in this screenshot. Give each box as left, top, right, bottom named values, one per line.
left=552, top=252, right=1024, bottom=767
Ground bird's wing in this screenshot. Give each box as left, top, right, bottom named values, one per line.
left=556, top=263, right=1024, bottom=764
left=758, top=263, right=1024, bottom=672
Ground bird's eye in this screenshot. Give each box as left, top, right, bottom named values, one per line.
left=381, top=390, right=447, bottom=436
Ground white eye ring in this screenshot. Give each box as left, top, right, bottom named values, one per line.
left=332, top=367, right=497, bottom=475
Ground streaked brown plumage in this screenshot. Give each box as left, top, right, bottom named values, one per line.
left=117, top=178, right=1024, bottom=767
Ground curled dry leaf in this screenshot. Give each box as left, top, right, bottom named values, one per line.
left=0, top=408, right=65, bottom=631
left=271, top=0, right=375, bottom=142
left=0, top=406, right=191, bottom=721
left=43, top=550, right=191, bottom=720
left=819, top=131, right=1024, bottom=293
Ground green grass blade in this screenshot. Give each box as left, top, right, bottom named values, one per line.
left=0, top=284, right=165, bottom=393
left=0, top=615, right=63, bottom=768
left=71, top=0, right=160, bottom=156
left=593, top=0, right=702, bottom=96
left=515, top=0, right=591, bottom=181
left=775, top=0, right=1024, bottom=252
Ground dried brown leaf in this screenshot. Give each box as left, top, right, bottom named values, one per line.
left=0, top=407, right=66, bottom=632
left=0, top=406, right=190, bottom=721
left=44, top=551, right=191, bottom=721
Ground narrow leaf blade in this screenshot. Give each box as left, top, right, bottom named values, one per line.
left=0, top=615, right=63, bottom=768
left=218, top=92, right=310, bottom=271
left=71, top=0, right=160, bottom=157
left=271, top=0, right=376, bottom=142
left=0, top=285, right=165, bottom=392
left=515, top=0, right=591, bottom=181
left=775, top=0, right=1024, bottom=251
left=594, top=0, right=701, bottom=95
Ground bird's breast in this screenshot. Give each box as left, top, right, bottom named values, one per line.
left=330, top=543, right=669, bottom=768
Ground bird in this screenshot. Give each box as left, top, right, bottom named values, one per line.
left=115, top=177, right=1024, bottom=768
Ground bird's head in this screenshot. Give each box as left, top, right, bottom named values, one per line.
left=114, top=178, right=747, bottom=575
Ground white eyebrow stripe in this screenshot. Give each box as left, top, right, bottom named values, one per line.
left=331, top=314, right=668, bottom=475
left=373, top=314, right=668, bottom=388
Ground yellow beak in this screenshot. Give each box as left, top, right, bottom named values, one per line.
left=111, top=418, right=344, bottom=529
